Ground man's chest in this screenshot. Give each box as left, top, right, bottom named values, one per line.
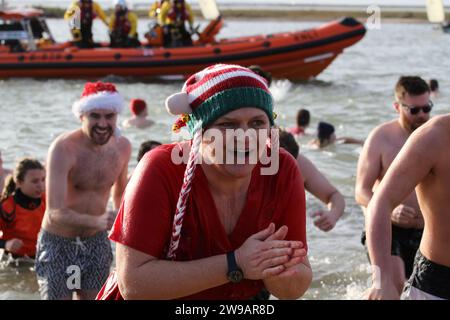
left=70, top=150, right=122, bottom=190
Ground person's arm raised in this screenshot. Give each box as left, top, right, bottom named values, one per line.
left=364, top=122, right=439, bottom=299
left=158, top=2, right=170, bottom=25
left=63, top=3, right=77, bottom=20
left=94, top=2, right=109, bottom=26
left=355, top=130, right=382, bottom=208
left=46, top=140, right=107, bottom=230
left=116, top=223, right=303, bottom=300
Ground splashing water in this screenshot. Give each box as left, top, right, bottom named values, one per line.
left=270, top=80, right=293, bottom=102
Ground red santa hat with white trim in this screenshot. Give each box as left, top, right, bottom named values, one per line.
left=72, top=81, right=125, bottom=118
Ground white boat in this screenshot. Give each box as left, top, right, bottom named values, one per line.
left=426, top=0, right=450, bottom=32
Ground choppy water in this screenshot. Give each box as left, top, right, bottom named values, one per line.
left=0, top=18, right=449, bottom=300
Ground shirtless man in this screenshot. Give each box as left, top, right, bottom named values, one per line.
left=364, top=114, right=450, bottom=300
left=36, top=82, right=131, bottom=300
left=355, top=76, right=431, bottom=296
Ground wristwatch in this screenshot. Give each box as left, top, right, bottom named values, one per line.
left=226, top=251, right=244, bottom=283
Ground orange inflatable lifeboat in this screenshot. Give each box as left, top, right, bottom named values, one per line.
left=0, top=8, right=366, bottom=80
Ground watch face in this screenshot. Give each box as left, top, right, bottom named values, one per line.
left=228, top=270, right=243, bottom=283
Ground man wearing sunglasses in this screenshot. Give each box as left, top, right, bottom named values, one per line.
left=364, top=114, right=450, bottom=300
left=355, top=76, right=431, bottom=298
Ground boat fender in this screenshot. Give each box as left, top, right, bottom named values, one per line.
left=165, top=92, right=192, bottom=115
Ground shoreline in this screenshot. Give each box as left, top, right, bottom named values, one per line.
left=31, top=6, right=433, bottom=23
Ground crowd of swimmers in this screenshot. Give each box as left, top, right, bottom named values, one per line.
left=64, top=0, right=195, bottom=48
left=0, top=64, right=447, bottom=300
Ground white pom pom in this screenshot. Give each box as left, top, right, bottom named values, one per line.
left=165, top=92, right=193, bottom=115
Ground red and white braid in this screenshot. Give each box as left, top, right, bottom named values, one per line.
left=167, top=128, right=203, bottom=259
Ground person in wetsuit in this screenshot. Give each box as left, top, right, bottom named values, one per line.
left=64, top=0, right=109, bottom=48
left=159, top=0, right=194, bottom=47
left=0, top=158, right=45, bottom=259
left=109, top=0, right=140, bottom=48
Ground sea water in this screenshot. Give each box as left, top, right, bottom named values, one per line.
left=0, top=18, right=449, bottom=299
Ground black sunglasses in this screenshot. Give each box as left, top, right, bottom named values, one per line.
left=401, top=101, right=433, bottom=115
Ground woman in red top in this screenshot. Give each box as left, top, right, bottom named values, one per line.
left=0, top=158, right=45, bottom=258
left=98, top=64, right=312, bottom=300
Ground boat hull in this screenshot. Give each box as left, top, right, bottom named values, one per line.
left=0, top=17, right=366, bottom=80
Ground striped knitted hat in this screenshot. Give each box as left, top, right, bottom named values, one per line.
left=164, top=64, right=275, bottom=259
left=165, top=64, right=274, bottom=135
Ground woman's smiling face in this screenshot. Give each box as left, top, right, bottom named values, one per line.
left=201, top=107, right=271, bottom=179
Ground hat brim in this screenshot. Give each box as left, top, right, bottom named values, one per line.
left=72, top=91, right=124, bottom=118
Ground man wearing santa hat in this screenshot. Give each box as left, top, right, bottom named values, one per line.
left=35, top=81, right=131, bottom=300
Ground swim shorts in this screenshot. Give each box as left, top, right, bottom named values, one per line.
left=35, top=230, right=113, bottom=300
left=401, top=250, right=450, bottom=300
